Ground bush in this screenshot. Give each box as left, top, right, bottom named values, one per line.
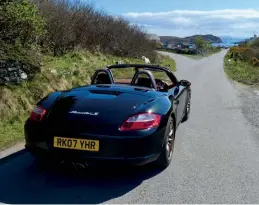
left=34, top=0, right=157, bottom=60
left=0, top=0, right=45, bottom=46
left=0, top=0, right=45, bottom=75
left=0, top=39, right=42, bottom=68
left=0, top=0, right=158, bottom=84
left=194, top=36, right=206, bottom=50
left=230, top=38, right=259, bottom=66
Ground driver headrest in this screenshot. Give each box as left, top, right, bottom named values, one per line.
left=96, top=73, right=111, bottom=84
left=136, top=77, right=152, bottom=88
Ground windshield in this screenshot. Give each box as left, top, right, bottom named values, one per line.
left=110, top=67, right=172, bottom=84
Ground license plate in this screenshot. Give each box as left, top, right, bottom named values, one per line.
left=53, top=137, right=99, bottom=151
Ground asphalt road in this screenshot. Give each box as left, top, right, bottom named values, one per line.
left=1, top=50, right=259, bottom=204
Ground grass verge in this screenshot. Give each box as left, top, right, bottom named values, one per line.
left=0, top=51, right=176, bottom=150
left=189, top=48, right=222, bottom=59
left=158, top=48, right=222, bottom=59
left=224, top=51, right=259, bottom=86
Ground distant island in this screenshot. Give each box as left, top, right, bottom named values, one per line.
left=159, top=34, right=223, bottom=44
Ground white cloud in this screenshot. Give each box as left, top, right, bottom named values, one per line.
left=123, top=9, right=259, bottom=37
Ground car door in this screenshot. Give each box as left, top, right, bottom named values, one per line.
left=169, top=85, right=187, bottom=126
left=177, top=85, right=188, bottom=122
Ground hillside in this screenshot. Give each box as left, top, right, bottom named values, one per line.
left=160, top=34, right=223, bottom=44
left=0, top=0, right=176, bottom=149
left=224, top=38, right=259, bottom=85
left=0, top=51, right=176, bottom=149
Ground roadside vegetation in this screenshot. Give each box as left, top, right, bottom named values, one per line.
left=224, top=39, right=259, bottom=86
left=0, top=0, right=175, bottom=149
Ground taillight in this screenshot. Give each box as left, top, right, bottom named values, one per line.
left=120, top=112, right=161, bottom=131
left=29, top=105, right=47, bottom=121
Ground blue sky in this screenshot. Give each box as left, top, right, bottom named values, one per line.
left=88, top=0, right=259, bottom=38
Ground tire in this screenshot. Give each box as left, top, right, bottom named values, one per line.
left=154, top=116, right=175, bottom=169
left=181, top=91, right=191, bottom=123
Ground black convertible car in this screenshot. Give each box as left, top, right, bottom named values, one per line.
left=25, top=64, right=191, bottom=169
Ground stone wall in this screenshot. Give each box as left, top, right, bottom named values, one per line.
left=0, top=60, right=39, bottom=85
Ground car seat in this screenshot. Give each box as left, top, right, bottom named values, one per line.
left=95, top=73, right=112, bottom=84
left=135, top=77, right=153, bottom=88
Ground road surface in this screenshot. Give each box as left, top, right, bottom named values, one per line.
left=1, top=50, right=259, bottom=204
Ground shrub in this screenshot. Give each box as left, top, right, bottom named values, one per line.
left=0, top=0, right=46, bottom=46
left=230, top=38, right=259, bottom=66
left=34, top=0, right=157, bottom=59
left=0, top=0, right=45, bottom=75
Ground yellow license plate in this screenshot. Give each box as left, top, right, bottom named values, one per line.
left=53, top=137, right=99, bottom=151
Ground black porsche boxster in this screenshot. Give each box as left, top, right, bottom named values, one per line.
left=25, top=64, right=191, bottom=168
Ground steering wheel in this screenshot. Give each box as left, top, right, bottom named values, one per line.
left=155, top=79, right=169, bottom=91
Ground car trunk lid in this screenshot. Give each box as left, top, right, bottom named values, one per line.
left=45, top=86, right=160, bottom=135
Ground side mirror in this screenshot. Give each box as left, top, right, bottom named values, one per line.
left=179, top=79, right=191, bottom=87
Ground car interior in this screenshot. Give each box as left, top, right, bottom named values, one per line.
left=94, top=73, right=112, bottom=84
left=92, top=68, right=176, bottom=92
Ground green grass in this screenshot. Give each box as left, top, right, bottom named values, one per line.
left=156, top=53, right=176, bottom=69
left=207, top=48, right=222, bottom=55
left=181, top=49, right=221, bottom=60
left=182, top=54, right=204, bottom=59
left=0, top=51, right=176, bottom=150
left=158, top=47, right=221, bottom=60
left=224, top=51, right=259, bottom=86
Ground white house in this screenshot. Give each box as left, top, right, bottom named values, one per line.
left=167, top=44, right=175, bottom=49
left=146, top=34, right=162, bottom=44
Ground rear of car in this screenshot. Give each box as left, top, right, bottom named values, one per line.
left=24, top=85, right=170, bottom=166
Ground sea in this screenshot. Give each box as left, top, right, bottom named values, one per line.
left=211, top=36, right=248, bottom=47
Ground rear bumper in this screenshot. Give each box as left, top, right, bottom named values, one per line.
left=25, top=143, right=160, bottom=166
left=24, top=120, right=166, bottom=166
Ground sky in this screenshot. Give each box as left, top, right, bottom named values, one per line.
left=88, top=0, right=259, bottom=38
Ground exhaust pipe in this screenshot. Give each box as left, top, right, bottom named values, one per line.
left=60, top=160, right=89, bottom=169
left=72, top=162, right=89, bottom=170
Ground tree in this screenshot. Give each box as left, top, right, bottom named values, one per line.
left=194, top=36, right=206, bottom=50
left=0, top=0, right=46, bottom=46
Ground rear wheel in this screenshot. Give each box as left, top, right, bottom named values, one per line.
left=154, top=116, right=175, bottom=169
